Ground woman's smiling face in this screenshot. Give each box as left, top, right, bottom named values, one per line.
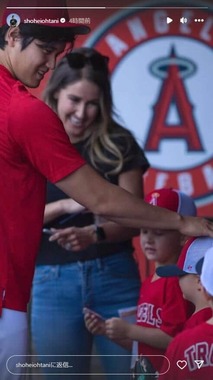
left=56, top=79, right=101, bottom=143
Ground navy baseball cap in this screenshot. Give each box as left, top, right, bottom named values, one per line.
left=2, top=0, right=90, bottom=35
left=157, top=236, right=213, bottom=277
left=196, top=257, right=204, bottom=275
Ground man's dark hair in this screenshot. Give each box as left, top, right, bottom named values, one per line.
left=0, top=23, right=76, bottom=50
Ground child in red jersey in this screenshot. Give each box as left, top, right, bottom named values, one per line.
left=160, top=243, right=213, bottom=380
left=157, top=236, right=213, bottom=330
left=84, top=188, right=196, bottom=375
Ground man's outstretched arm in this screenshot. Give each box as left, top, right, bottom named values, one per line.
left=56, top=164, right=213, bottom=237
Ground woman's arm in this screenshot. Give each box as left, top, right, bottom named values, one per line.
left=49, top=168, right=143, bottom=249
left=44, top=198, right=85, bottom=225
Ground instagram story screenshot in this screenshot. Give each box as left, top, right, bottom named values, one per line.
left=0, top=0, right=212, bottom=379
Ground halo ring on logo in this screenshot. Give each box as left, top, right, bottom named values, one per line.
left=84, top=1, right=213, bottom=211
left=150, top=56, right=196, bottom=79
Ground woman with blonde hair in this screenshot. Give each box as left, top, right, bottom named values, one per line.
left=31, top=47, right=149, bottom=379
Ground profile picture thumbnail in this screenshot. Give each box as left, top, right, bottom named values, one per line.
left=6, top=13, right=21, bottom=27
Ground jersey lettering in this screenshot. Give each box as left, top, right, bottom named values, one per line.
left=137, top=302, right=162, bottom=327
left=184, top=342, right=213, bottom=371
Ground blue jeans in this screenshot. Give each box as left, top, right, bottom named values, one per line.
left=31, top=251, right=140, bottom=379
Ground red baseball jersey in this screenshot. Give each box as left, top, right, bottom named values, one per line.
left=161, top=322, right=213, bottom=379
left=136, top=275, right=193, bottom=372
left=0, top=65, right=85, bottom=313
left=183, top=307, right=212, bottom=330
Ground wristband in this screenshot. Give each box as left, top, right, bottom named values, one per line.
left=95, top=226, right=106, bottom=242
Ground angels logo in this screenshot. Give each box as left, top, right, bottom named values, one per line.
left=85, top=0, right=213, bottom=215
left=149, top=192, right=160, bottom=206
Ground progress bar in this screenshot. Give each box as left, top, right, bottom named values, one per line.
left=7, top=6, right=106, bottom=9
left=7, top=6, right=209, bottom=10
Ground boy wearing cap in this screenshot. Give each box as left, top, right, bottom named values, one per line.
left=160, top=244, right=213, bottom=379
left=85, top=188, right=196, bottom=374
left=157, top=236, right=213, bottom=330
left=1, top=0, right=213, bottom=377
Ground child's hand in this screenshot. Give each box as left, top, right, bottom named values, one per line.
left=83, top=308, right=106, bottom=335
left=105, top=317, right=130, bottom=340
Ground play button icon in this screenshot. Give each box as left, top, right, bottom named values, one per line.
left=167, top=17, right=173, bottom=24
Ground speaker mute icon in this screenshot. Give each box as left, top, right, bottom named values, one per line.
left=167, top=17, right=173, bottom=24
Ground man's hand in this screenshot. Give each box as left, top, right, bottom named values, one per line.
left=180, top=216, right=213, bottom=237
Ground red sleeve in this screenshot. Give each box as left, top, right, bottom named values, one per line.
left=160, top=277, right=192, bottom=337
left=9, top=85, right=86, bottom=183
